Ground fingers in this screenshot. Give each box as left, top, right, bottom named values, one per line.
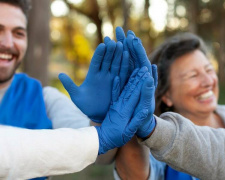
left=89, top=43, right=106, bottom=74
left=110, top=42, right=123, bottom=76
left=126, top=34, right=136, bottom=59
left=104, top=36, right=111, bottom=44
left=112, top=76, right=120, bottom=103
left=151, top=64, right=158, bottom=88
left=119, top=51, right=129, bottom=89
left=127, top=30, right=136, bottom=37
left=58, top=73, right=78, bottom=97
left=123, top=66, right=148, bottom=100
left=133, top=38, right=152, bottom=74
left=119, top=68, right=139, bottom=99
left=137, top=76, right=155, bottom=111
left=101, top=40, right=116, bottom=73
left=123, top=109, right=148, bottom=143
left=116, top=26, right=126, bottom=43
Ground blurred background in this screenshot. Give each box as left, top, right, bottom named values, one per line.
left=21, top=0, right=225, bottom=179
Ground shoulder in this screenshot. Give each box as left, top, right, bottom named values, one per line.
left=216, top=105, right=225, bottom=122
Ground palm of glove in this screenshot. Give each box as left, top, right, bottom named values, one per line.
left=72, top=72, right=113, bottom=121
left=97, top=67, right=152, bottom=154
left=59, top=41, right=129, bottom=123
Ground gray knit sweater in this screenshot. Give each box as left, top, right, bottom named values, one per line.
left=143, top=107, right=225, bottom=180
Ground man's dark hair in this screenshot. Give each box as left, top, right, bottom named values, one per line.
left=149, top=33, right=208, bottom=115
left=0, top=0, right=31, bottom=19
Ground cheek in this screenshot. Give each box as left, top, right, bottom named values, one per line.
left=212, top=75, right=219, bottom=97
left=18, top=40, right=27, bottom=58
left=172, top=81, right=199, bottom=98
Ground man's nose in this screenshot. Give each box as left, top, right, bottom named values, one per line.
left=0, top=31, right=14, bottom=49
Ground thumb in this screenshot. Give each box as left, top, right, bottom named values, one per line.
left=58, top=73, right=78, bottom=97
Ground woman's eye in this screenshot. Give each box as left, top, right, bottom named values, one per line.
left=189, top=74, right=197, bottom=78
left=206, top=68, right=214, bottom=73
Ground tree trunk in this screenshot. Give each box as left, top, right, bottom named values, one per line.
left=122, top=0, right=130, bottom=32
left=187, top=0, right=199, bottom=33
left=23, top=0, right=51, bottom=86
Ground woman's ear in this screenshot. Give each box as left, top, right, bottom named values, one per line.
left=162, top=91, right=173, bottom=107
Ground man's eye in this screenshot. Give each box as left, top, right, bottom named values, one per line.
left=15, top=31, right=26, bottom=37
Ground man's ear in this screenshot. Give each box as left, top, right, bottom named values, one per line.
left=161, top=91, right=173, bottom=107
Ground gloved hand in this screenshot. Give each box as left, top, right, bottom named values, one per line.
left=96, top=67, right=153, bottom=154
left=59, top=40, right=129, bottom=123
left=116, top=26, right=152, bottom=74
left=135, top=64, right=158, bottom=138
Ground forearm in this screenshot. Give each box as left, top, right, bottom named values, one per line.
left=115, top=136, right=150, bottom=180
left=0, top=126, right=98, bottom=179
left=142, top=112, right=225, bottom=180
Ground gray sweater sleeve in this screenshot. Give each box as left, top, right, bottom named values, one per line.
left=43, top=86, right=90, bottom=129
left=142, top=112, right=225, bottom=180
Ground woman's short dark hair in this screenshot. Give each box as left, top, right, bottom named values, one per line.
left=149, top=33, right=207, bottom=115
left=0, top=0, right=31, bottom=19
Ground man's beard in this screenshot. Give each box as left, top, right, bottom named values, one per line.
left=0, top=61, right=21, bottom=84
left=0, top=45, right=21, bottom=84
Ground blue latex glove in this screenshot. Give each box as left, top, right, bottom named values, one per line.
left=135, top=64, right=158, bottom=138
left=116, top=27, right=152, bottom=74
left=96, top=67, right=153, bottom=154
left=59, top=41, right=129, bottom=123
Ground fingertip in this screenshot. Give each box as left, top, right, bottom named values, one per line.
left=144, top=76, right=154, bottom=87
left=107, top=40, right=116, bottom=48
left=97, top=43, right=106, bottom=50
left=133, top=37, right=142, bottom=46
left=127, top=34, right=135, bottom=40
left=152, top=64, right=157, bottom=71
left=127, top=30, right=135, bottom=36
left=116, top=26, right=123, bottom=32
left=104, top=36, right=111, bottom=44
left=140, top=66, right=148, bottom=72
left=116, top=41, right=123, bottom=49
left=58, top=73, right=67, bottom=79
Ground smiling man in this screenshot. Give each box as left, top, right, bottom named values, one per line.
left=0, top=1, right=91, bottom=179
left=0, top=2, right=27, bottom=87
left=0, top=0, right=91, bottom=128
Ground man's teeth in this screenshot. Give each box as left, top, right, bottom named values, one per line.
left=198, top=91, right=213, bottom=100
left=0, top=53, right=13, bottom=60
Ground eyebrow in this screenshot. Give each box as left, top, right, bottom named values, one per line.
left=0, top=24, right=27, bottom=31
left=13, top=27, right=27, bottom=32
left=204, top=63, right=213, bottom=68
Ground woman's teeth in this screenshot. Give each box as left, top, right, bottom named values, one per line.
left=198, top=91, right=213, bottom=100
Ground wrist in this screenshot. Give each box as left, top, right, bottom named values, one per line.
left=136, top=116, right=156, bottom=138
left=95, top=126, right=110, bottom=155
left=90, top=118, right=103, bottom=124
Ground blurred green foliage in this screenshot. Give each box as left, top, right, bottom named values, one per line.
left=52, top=164, right=114, bottom=180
